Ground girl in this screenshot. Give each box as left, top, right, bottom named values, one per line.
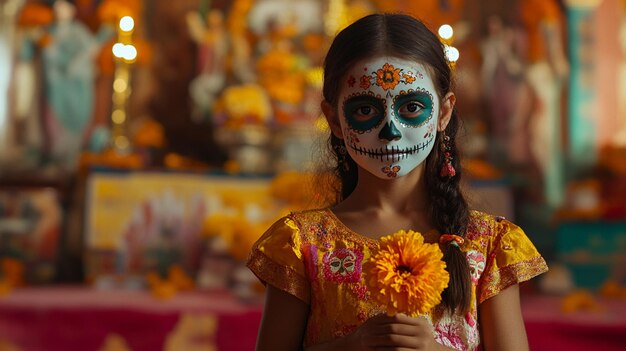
left=247, top=13, right=548, bottom=351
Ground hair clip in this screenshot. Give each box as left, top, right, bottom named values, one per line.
left=439, top=234, right=464, bottom=248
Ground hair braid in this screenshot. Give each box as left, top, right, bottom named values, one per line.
left=425, top=108, right=471, bottom=313
left=330, top=134, right=358, bottom=202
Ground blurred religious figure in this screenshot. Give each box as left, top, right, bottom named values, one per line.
left=480, top=15, right=532, bottom=165
left=41, top=0, right=106, bottom=170
left=186, top=9, right=228, bottom=122
left=10, top=2, right=53, bottom=170
left=520, top=0, right=569, bottom=206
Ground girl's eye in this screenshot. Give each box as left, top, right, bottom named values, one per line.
left=398, top=102, right=424, bottom=118
left=352, top=104, right=379, bottom=121
left=343, top=95, right=384, bottom=131
left=359, top=106, right=372, bottom=114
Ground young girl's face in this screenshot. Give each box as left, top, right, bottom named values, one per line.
left=337, top=56, right=440, bottom=179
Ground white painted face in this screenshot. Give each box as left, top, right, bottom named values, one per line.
left=338, top=56, right=440, bottom=179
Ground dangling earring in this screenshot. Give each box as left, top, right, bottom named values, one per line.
left=439, top=132, right=456, bottom=178
left=335, top=143, right=350, bottom=171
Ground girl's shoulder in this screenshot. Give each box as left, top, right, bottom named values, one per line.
left=467, top=209, right=510, bottom=233
left=288, top=207, right=333, bottom=222
left=465, top=209, right=524, bottom=247
left=261, top=207, right=336, bottom=240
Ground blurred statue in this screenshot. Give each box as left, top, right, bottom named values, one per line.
left=480, top=15, right=533, bottom=165
left=226, top=0, right=256, bottom=84
left=41, top=0, right=100, bottom=170
left=186, top=9, right=228, bottom=122
left=520, top=0, right=569, bottom=206
left=10, top=2, right=54, bottom=169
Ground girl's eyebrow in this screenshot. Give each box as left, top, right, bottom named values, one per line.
left=343, top=92, right=385, bottom=104
left=395, top=91, right=432, bottom=98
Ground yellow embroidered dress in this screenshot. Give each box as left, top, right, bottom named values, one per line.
left=246, top=209, right=548, bottom=351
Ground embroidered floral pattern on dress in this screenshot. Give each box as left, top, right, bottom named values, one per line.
left=466, top=250, right=486, bottom=284
left=434, top=320, right=466, bottom=351
left=350, top=282, right=369, bottom=300
left=310, top=223, right=328, bottom=237
left=464, top=312, right=475, bottom=328
left=322, top=248, right=363, bottom=283
left=464, top=312, right=480, bottom=345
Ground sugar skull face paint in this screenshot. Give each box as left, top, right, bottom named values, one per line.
left=339, top=57, right=439, bottom=178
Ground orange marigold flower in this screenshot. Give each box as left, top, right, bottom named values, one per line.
left=403, top=73, right=416, bottom=84
left=376, top=63, right=401, bottom=90
left=365, top=230, right=449, bottom=316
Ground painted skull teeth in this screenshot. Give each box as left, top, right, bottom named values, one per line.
left=347, top=138, right=433, bottom=162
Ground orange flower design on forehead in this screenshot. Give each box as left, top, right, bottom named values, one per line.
left=355, top=62, right=421, bottom=92
left=376, top=63, right=401, bottom=90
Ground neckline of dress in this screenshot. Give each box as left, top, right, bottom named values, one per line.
left=322, top=207, right=442, bottom=246
left=323, top=208, right=380, bottom=247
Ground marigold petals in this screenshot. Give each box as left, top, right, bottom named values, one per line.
left=366, top=230, right=450, bottom=316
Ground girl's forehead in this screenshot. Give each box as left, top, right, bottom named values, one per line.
left=349, top=56, right=430, bottom=74
left=340, top=56, right=438, bottom=97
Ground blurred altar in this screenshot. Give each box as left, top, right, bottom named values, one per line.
left=0, top=0, right=625, bottom=350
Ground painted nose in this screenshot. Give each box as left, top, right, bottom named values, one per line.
left=378, top=121, right=402, bottom=141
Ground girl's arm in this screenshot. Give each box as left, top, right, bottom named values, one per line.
left=257, top=285, right=457, bottom=351
left=478, top=284, right=529, bottom=351
left=307, top=314, right=457, bottom=351
left=256, top=284, right=309, bottom=351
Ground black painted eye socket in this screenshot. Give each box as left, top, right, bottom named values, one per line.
left=394, top=91, right=433, bottom=126
left=343, top=95, right=385, bottom=132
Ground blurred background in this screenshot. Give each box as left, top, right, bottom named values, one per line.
left=0, top=0, right=624, bottom=350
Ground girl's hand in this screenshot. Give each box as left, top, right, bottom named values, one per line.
left=346, top=313, right=444, bottom=351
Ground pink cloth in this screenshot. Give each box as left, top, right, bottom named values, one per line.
left=522, top=294, right=626, bottom=351
left=1, top=288, right=625, bottom=350
left=0, top=287, right=263, bottom=351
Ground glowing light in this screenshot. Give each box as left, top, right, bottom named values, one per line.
left=444, top=45, right=460, bottom=63
left=113, top=78, right=128, bottom=93
left=123, top=44, right=137, bottom=61
left=112, top=43, right=125, bottom=58
left=119, top=16, right=135, bottom=32
left=113, top=44, right=138, bottom=62
left=112, top=110, right=126, bottom=124
left=438, top=24, right=454, bottom=40
left=114, top=135, right=130, bottom=150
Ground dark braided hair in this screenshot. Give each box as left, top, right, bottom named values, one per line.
left=323, top=13, right=471, bottom=313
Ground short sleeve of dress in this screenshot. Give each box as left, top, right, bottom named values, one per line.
left=246, top=215, right=310, bottom=304
left=477, top=219, right=549, bottom=303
